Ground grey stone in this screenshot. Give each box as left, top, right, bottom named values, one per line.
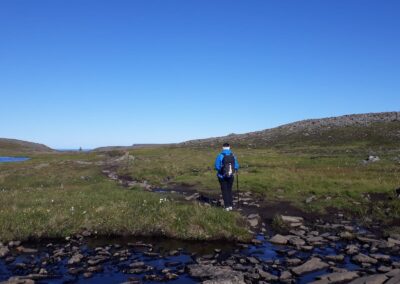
left=269, top=234, right=289, bottom=245
left=280, top=270, right=292, bottom=280
left=258, top=269, right=278, bottom=281
left=325, top=254, right=345, bottom=262
left=352, top=254, right=378, bottom=264
left=0, top=246, right=10, bottom=258
left=349, top=274, right=388, bottom=284
left=316, top=271, right=359, bottom=283
left=188, top=264, right=245, bottom=284
left=68, top=253, right=84, bottom=265
left=291, top=257, right=329, bottom=276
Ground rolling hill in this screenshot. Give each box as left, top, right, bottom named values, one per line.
left=0, top=138, right=54, bottom=154
left=181, top=111, right=400, bottom=149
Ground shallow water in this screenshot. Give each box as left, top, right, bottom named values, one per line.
left=1, top=233, right=398, bottom=284
left=0, top=157, right=30, bottom=163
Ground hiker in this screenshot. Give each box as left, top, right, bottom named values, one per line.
left=214, top=143, right=239, bottom=211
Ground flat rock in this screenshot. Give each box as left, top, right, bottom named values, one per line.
left=325, top=255, right=345, bottom=262
left=316, top=271, right=359, bottom=283
left=281, top=215, right=304, bottom=223
left=352, top=254, right=378, bottom=264
left=269, top=234, right=290, bottom=245
left=291, top=257, right=329, bottom=276
left=258, top=269, right=278, bottom=281
left=16, top=246, right=38, bottom=254
left=187, top=264, right=245, bottom=284
left=386, top=273, right=400, bottom=284
left=349, top=274, right=388, bottom=284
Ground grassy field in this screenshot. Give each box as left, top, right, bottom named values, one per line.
left=118, top=145, right=400, bottom=223
left=1, top=142, right=399, bottom=242
left=0, top=152, right=249, bottom=242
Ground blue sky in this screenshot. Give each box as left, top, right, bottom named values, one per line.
left=1, top=0, right=399, bottom=148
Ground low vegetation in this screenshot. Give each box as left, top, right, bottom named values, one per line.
left=118, top=145, right=400, bottom=224
left=0, top=152, right=249, bottom=242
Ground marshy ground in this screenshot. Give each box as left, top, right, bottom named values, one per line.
left=1, top=144, right=400, bottom=283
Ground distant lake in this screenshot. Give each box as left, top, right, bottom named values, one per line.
left=0, top=157, right=30, bottom=163
left=56, top=149, right=92, bottom=152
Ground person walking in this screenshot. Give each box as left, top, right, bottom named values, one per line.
left=214, top=143, right=239, bottom=211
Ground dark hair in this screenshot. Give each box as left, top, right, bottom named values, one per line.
left=223, top=143, right=230, bottom=147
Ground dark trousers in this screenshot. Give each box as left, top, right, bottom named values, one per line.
left=218, top=176, right=234, bottom=208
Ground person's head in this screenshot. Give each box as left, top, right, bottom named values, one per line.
left=222, top=143, right=230, bottom=151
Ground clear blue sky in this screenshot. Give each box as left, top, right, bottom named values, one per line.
left=1, top=0, right=399, bottom=149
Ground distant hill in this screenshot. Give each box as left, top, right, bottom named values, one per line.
left=94, top=144, right=171, bottom=152
left=0, top=138, right=54, bottom=154
left=181, top=112, right=400, bottom=149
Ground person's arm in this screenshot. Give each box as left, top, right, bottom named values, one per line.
left=214, top=154, right=222, bottom=171
left=234, top=155, right=239, bottom=171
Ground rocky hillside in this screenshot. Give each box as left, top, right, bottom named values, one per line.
left=0, top=138, right=54, bottom=154
left=181, top=112, right=400, bottom=149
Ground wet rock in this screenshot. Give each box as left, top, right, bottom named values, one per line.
left=325, top=255, right=345, bottom=262
left=352, top=254, right=378, bottom=264
left=288, top=236, right=306, bottom=246
left=369, top=253, right=391, bottom=262
left=247, top=214, right=260, bottom=228
left=185, top=193, right=200, bottom=201
left=87, top=265, right=103, bottom=273
left=16, top=246, right=38, bottom=254
left=377, top=266, right=391, bottom=273
left=286, top=258, right=302, bottom=266
left=8, top=241, right=21, bottom=248
left=68, top=253, right=84, bottom=265
left=291, top=257, right=329, bottom=276
left=386, top=272, right=400, bottom=284
left=300, top=245, right=314, bottom=251
left=187, top=264, right=245, bottom=284
left=269, top=234, right=289, bottom=245
left=346, top=244, right=359, bottom=255
left=0, top=277, right=35, bottom=284
left=169, top=250, right=179, bottom=256
left=83, top=272, right=93, bottom=278
left=280, top=270, right=292, bottom=280
left=258, top=269, right=278, bottom=281
left=68, top=267, right=84, bottom=275
left=313, top=271, right=359, bottom=283
left=246, top=256, right=259, bottom=264
left=0, top=246, right=10, bottom=258
left=349, top=274, right=388, bottom=284
left=281, top=215, right=304, bottom=224
left=340, top=231, right=355, bottom=240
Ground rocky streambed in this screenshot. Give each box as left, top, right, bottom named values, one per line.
left=1, top=213, right=400, bottom=284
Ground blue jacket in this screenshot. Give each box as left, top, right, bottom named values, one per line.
left=214, top=149, right=239, bottom=178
